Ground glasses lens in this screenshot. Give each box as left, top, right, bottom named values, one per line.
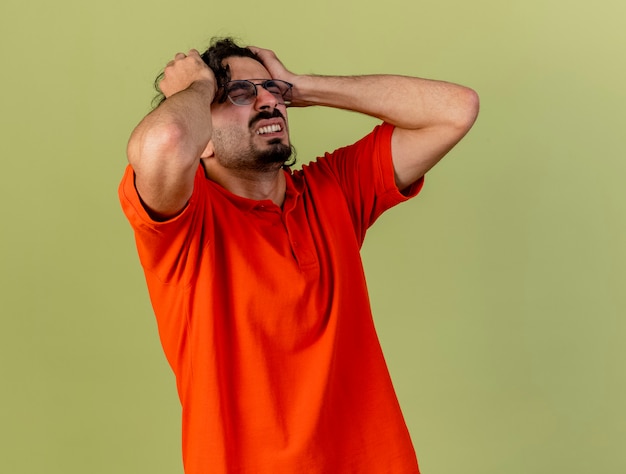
left=226, top=81, right=256, bottom=105
left=263, top=80, right=292, bottom=104
left=225, top=80, right=293, bottom=105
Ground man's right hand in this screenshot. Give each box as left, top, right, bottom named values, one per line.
left=159, top=49, right=216, bottom=100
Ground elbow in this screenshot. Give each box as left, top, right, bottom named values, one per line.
left=456, top=87, right=480, bottom=132
left=127, top=122, right=189, bottom=170
left=434, top=87, right=479, bottom=148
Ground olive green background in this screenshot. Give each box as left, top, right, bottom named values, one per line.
left=1, top=0, right=624, bottom=472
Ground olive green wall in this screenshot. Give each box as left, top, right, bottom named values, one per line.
left=1, top=0, right=624, bottom=472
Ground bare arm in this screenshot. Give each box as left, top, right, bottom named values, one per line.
left=126, top=50, right=217, bottom=219
left=252, top=47, right=479, bottom=190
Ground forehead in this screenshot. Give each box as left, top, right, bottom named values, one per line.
left=224, top=56, right=271, bottom=81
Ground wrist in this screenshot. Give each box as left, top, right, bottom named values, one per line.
left=188, top=79, right=217, bottom=101
left=288, top=74, right=318, bottom=107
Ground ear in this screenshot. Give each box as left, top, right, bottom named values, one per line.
left=200, top=139, right=214, bottom=158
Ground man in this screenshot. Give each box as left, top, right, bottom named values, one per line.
left=119, top=37, right=478, bottom=473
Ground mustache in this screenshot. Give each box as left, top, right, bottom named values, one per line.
left=249, top=108, right=285, bottom=128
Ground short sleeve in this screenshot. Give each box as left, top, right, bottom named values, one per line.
left=302, top=122, right=424, bottom=241
left=118, top=165, right=211, bottom=284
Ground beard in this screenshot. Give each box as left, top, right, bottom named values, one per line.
left=213, top=136, right=292, bottom=172
left=252, top=139, right=293, bottom=168
left=212, top=120, right=293, bottom=173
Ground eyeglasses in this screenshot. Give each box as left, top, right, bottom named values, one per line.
left=222, top=79, right=293, bottom=106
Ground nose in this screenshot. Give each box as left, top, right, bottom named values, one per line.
left=254, top=85, right=279, bottom=111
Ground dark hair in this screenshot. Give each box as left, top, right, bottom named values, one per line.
left=152, top=37, right=261, bottom=108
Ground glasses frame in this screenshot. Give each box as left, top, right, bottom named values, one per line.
left=222, top=79, right=293, bottom=106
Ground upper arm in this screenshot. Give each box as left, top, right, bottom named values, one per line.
left=126, top=79, right=215, bottom=220
left=391, top=87, right=479, bottom=190
left=127, top=121, right=201, bottom=221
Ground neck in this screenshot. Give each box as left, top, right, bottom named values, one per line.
left=202, top=159, right=287, bottom=207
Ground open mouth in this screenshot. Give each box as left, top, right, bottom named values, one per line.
left=256, top=124, right=283, bottom=135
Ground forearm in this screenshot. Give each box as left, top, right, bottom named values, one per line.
left=291, top=74, right=478, bottom=131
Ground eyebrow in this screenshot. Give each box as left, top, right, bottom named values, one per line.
left=233, top=79, right=273, bottom=83
left=227, top=81, right=250, bottom=90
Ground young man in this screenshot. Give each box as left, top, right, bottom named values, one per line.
left=119, top=37, right=478, bottom=473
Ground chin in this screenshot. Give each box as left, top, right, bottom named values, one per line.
left=257, top=143, right=292, bottom=166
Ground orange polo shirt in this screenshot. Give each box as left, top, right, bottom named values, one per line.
left=119, top=123, right=423, bottom=473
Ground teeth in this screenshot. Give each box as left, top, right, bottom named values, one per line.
left=257, top=124, right=282, bottom=135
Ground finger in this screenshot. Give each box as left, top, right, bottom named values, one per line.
left=174, top=52, right=186, bottom=60
left=187, top=49, right=204, bottom=64
left=249, top=46, right=273, bottom=59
